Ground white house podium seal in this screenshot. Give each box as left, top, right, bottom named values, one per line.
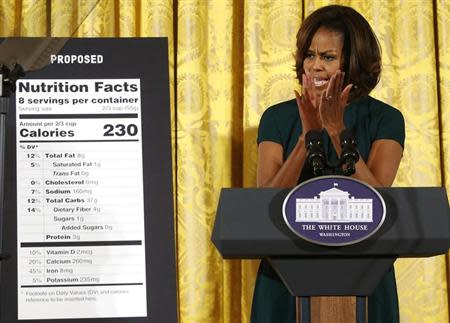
left=282, top=176, right=386, bottom=246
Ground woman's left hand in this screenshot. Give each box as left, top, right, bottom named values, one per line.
left=318, top=70, right=353, bottom=137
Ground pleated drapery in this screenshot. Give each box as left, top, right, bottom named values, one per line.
left=1, top=1, right=449, bottom=322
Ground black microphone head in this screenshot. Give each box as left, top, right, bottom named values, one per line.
left=305, top=130, right=323, bottom=150
left=340, top=129, right=358, bottom=150
left=339, top=128, right=355, bottom=142
left=305, top=130, right=326, bottom=176
left=305, top=130, right=322, bottom=144
left=340, top=128, right=359, bottom=176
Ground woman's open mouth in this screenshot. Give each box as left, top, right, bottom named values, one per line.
left=313, top=78, right=328, bottom=87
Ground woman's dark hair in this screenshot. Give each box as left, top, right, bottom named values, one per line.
left=295, top=5, right=381, bottom=101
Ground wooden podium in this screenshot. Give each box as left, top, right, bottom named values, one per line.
left=212, top=187, right=450, bottom=323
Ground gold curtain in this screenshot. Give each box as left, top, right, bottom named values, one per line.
left=1, top=0, right=449, bottom=322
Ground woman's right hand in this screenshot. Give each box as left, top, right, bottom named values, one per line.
left=257, top=74, right=317, bottom=188
left=294, top=74, right=322, bottom=140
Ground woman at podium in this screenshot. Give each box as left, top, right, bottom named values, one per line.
left=252, top=5, right=405, bottom=323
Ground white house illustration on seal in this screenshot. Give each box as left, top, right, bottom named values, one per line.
left=295, top=183, right=373, bottom=222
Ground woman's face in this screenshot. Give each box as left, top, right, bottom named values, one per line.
left=303, top=27, right=344, bottom=101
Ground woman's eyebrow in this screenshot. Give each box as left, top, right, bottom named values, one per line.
left=307, top=48, right=338, bottom=55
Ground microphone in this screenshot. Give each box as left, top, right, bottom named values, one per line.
left=305, top=130, right=326, bottom=176
left=340, top=129, right=359, bottom=176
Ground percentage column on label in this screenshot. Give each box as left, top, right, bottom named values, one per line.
left=18, top=143, right=45, bottom=242
left=22, top=249, right=45, bottom=286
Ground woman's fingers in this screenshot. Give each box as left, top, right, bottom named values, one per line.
left=319, top=91, right=327, bottom=118
left=325, top=73, right=335, bottom=99
left=332, top=70, right=344, bottom=101
left=295, top=88, right=322, bottom=132
left=336, top=71, right=344, bottom=100
left=327, top=71, right=339, bottom=101
left=341, top=83, right=353, bottom=105
left=304, top=75, right=313, bottom=103
left=301, top=74, right=306, bottom=95
left=295, top=89, right=302, bottom=106
left=340, top=72, right=345, bottom=94
left=299, top=71, right=352, bottom=134
left=306, top=74, right=315, bottom=102
left=295, top=89, right=307, bottom=115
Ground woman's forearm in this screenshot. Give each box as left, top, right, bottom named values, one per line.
left=351, top=159, right=384, bottom=187
left=258, top=137, right=307, bottom=188
left=329, top=134, right=397, bottom=187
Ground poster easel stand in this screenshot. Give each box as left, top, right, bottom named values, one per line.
left=0, top=64, right=24, bottom=264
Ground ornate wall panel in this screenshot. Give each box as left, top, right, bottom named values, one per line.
left=438, top=0, right=450, bottom=192
left=437, top=1, right=450, bottom=317
left=243, top=0, right=302, bottom=187
left=0, top=0, right=18, bottom=35
left=139, top=0, right=176, bottom=233
left=73, top=0, right=115, bottom=37
left=176, top=1, right=245, bottom=322
left=241, top=1, right=302, bottom=321
left=22, top=0, right=47, bottom=36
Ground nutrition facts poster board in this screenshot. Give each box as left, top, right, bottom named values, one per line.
left=1, top=38, right=177, bottom=323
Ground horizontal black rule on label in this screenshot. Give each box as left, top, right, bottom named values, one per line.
left=19, top=139, right=139, bottom=143
left=21, top=283, right=144, bottom=288
left=19, top=113, right=138, bottom=119
left=21, top=240, right=142, bottom=247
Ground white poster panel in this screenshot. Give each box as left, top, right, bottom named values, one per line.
left=16, top=79, right=147, bottom=320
